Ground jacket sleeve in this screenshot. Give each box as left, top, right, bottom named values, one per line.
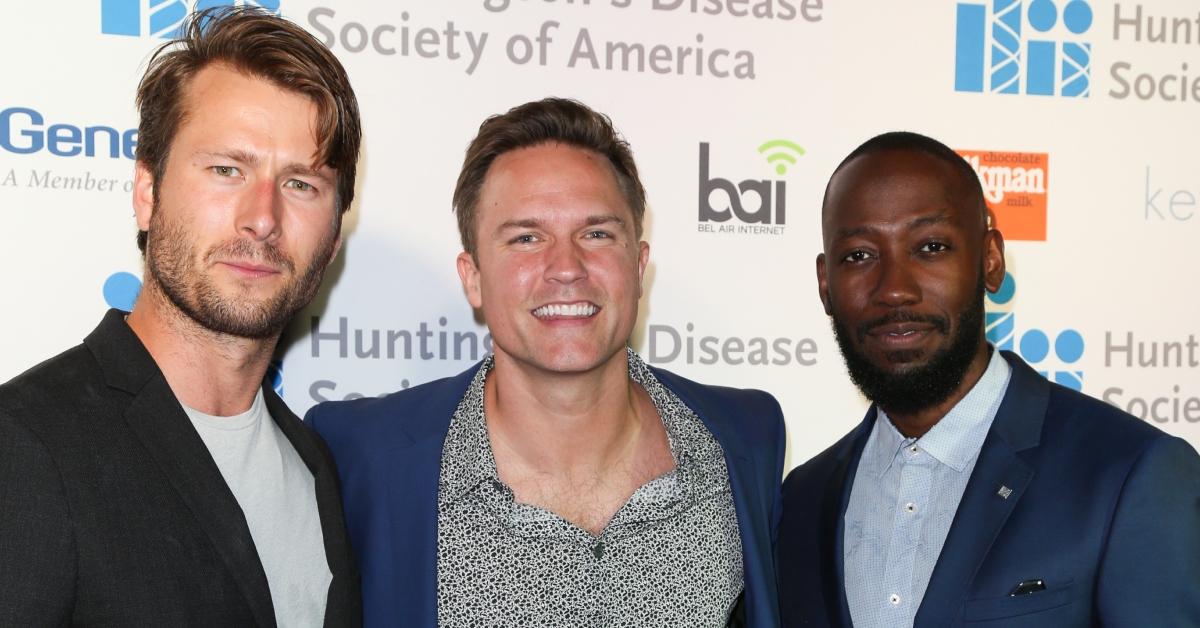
left=0, top=413, right=75, bottom=626
left=1095, top=435, right=1200, bottom=625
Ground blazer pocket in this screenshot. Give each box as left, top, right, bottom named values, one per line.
left=961, top=580, right=1074, bottom=622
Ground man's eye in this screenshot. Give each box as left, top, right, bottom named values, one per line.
left=585, top=230, right=612, bottom=239
left=511, top=234, right=537, bottom=244
left=285, top=179, right=314, bottom=192
left=212, top=165, right=240, bottom=177
left=920, top=241, right=949, bottom=253
left=842, top=250, right=872, bottom=263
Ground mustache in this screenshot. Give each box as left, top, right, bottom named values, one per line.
left=205, top=238, right=295, bottom=273
left=856, top=310, right=949, bottom=340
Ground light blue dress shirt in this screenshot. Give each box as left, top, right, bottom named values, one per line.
left=843, top=348, right=1012, bottom=628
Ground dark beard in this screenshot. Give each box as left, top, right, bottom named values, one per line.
left=830, top=279, right=985, bottom=416
left=146, top=212, right=335, bottom=339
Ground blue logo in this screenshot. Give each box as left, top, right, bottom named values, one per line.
left=101, top=1, right=281, bottom=39
left=986, top=271, right=1084, bottom=390
left=0, top=107, right=137, bottom=160
left=103, top=271, right=142, bottom=311
left=955, top=0, right=1093, bottom=97
left=265, top=358, right=284, bottom=395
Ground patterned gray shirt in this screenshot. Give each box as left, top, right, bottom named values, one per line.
left=435, top=349, right=744, bottom=627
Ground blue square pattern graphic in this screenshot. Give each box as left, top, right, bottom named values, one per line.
left=101, top=0, right=280, bottom=38
left=955, top=0, right=1093, bottom=97
left=986, top=271, right=1085, bottom=391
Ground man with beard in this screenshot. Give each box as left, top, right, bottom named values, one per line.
left=777, top=132, right=1200, bottom=627
left=0, top=8, right=361, bottom=626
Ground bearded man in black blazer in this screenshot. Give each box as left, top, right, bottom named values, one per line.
left=0, top=7, right=363, bottom=626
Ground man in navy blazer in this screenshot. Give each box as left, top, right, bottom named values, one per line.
left=309, top=99, right=785, bottom=627
left=777, top=132, right=1200, bottom=627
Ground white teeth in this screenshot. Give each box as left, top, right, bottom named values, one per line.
left=534, top=303, right=597, bottom=318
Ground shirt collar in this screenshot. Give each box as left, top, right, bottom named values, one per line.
left=439, top=355, right=500, bottom=504
left=438, top=348, right=727, bottom=504
left=865, top=346, right=1012, bottom=476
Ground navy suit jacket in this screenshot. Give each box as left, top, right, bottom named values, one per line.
left=308, top=361, right=786, bottom=627
left=777, top=351, right=1200, bottom=627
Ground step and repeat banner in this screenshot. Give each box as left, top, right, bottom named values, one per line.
left=2, top=1, right=1197, bottom=467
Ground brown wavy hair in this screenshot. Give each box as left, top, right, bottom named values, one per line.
left=452, top=98, right=646, bottom=258
left=134, top=5, right=362, bottom=252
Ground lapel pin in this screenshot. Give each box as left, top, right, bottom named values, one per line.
left=997, top=485, right=1013, bottom=499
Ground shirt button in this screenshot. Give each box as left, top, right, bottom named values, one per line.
left=889, top=593, right=902, bottom=605
left=910, top=445, right=919, bottom=454
left=904, top=502, right=917, bottom=513
left=592, top=542, right=605, bottom=560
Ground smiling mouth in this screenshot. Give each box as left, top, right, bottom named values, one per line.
left=532, top=302, right=599, bottom=319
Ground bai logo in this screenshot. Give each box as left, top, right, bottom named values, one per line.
left=955, top=0, right=1093, bottom=97
left=986, top=270, right=1084, bottom=390
left=958, top=149, right=1049, bottom=241
left=101, top=0, right=281, bottom=39
left=697, top=139, right=802, bottom=231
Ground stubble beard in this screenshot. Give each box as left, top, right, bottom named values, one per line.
left=144, top=207, right=336, bottom=340
left=830, top=275, right=986, bottom=416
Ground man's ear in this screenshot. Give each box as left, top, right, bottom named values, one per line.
left=983, top=229, right=1006, bottom=294
left=637, top=240, right=649, bottom=298
left=457, top=251, right=483, bottom=310
left=133, top=160, right=156, bottom=231
left=816, top=253, right=832, bottom=316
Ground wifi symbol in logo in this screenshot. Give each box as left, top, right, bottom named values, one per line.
left=758, top=139, right=805, bottom=175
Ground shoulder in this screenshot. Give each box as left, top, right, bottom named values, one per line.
left=783, top=424, right=863, bottom=496
left=0, top=343, right=106, bottom=434
left=304, top=362, right=483, bottom=451
left=1039, top=380, right=1184, bottom=464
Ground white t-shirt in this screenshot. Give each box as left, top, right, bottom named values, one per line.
left=183, top=390, right=331, bottom=628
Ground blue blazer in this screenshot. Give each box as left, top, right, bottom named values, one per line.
left=777, top=351, right=1200, bottom=627
left=308, top=362, right=786, bottom=627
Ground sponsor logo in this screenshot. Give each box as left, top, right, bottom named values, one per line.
left=103, top=271, right=142, bottom=311
left=955, top=0, right=1093, bottom=97
left=266, top=359, right=284, bottom=395
left=1, top=107, right=137, bottom=160
left=986, top=270, right=1084, bottom=390
left=958, top=149, right=1049, bottom=241
left=697, top=139, right=801, bottom=235
left=101, top=0, right=281, bottom=39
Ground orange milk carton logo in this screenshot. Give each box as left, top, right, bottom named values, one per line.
left=957, top=150, right=1048, bottom=241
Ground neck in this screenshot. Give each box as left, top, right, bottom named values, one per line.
left=485, top=349, right=659, bottom=476
left=125, top=280, right=279, bottom=417
left=882, top=343, right=993, bottom=438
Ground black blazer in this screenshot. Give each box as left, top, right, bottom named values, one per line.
left=0, top=309, right=361, bottom=627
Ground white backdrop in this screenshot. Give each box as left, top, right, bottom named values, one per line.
left=2, top=0, right=1197, bottom=470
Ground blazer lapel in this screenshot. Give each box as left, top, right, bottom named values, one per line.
left=382, top=365, right=480, bottom=628
left=914, top=351, right=1048, bottom=627
left=824, top=411, right=874, bottom=628
left=86, top=310, right=276, bottom=627
left=651, top=368, right=777, bottom=628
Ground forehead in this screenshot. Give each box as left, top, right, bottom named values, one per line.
left=823, top=149, right=977, bottom=234
left=477, top=143, right=632, bottom=225
left=175, top=64, right=320, bottom=152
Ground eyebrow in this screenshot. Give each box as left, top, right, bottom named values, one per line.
left=197, top=150, right=334, bottom=185
left=495, top=214, right=626, bottom=233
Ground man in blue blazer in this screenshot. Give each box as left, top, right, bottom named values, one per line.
left=777, top=132, right=1200, bottom=627
left=309, top=98, right=785, bottom=627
